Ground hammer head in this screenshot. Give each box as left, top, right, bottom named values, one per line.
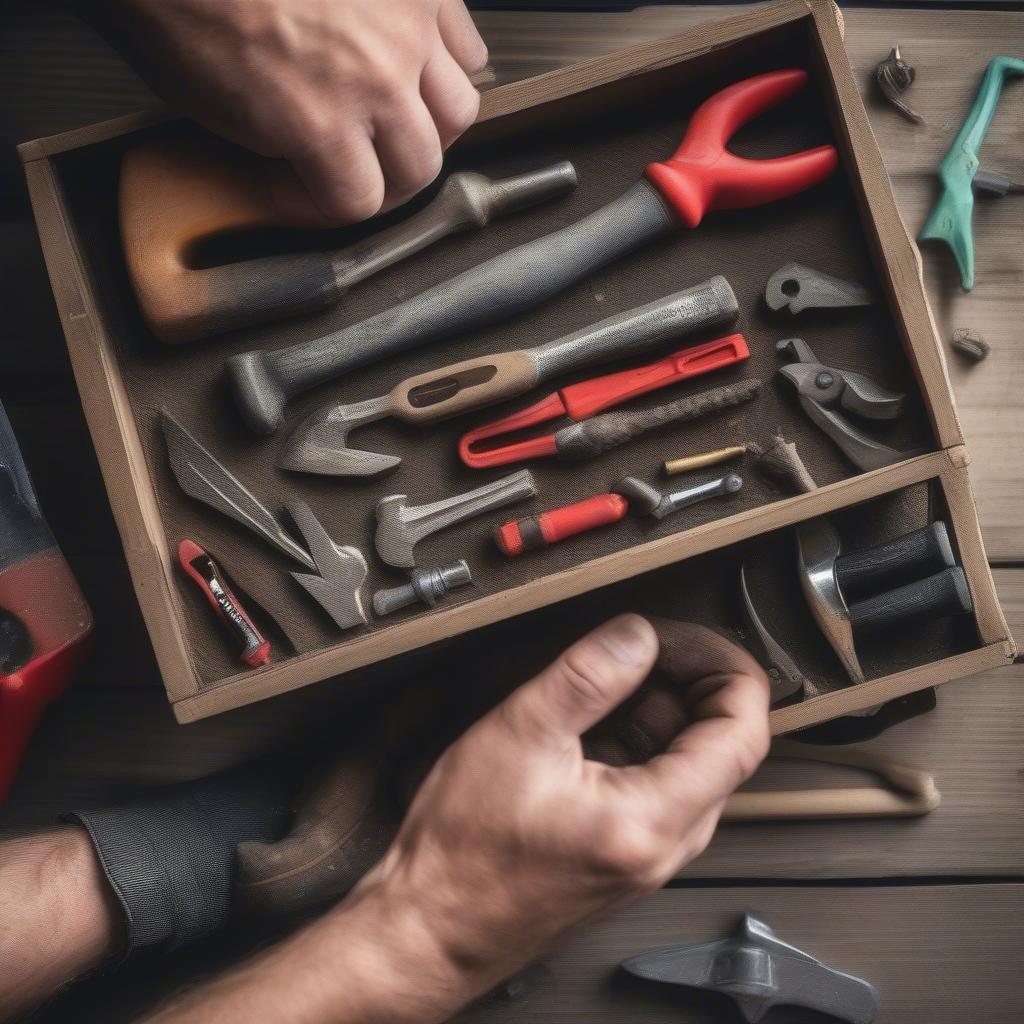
left=278, top=400, right=401, bottom=479
left=374, top=495, right=417, bottom=569
left=612, top=477, right=667, bottom=517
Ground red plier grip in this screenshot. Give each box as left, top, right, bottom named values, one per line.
left=645, top=69, right=839, bottom=230
left=459, top=332, right=749, bottom=469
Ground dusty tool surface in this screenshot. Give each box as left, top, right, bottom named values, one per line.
left=4, top=7, right=1024, bottom=1024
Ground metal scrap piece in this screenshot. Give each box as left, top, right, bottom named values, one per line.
left=875, top=44, right=924, bottom=124
left=951, top=328, right=989, bottom=362
left=160, top=409, right=314, bottom=570
left=622, top=913, right=879, bottom=1024
left=287, top=501, right=368, bottom=630
left=765, top=263, right=872, bottom=314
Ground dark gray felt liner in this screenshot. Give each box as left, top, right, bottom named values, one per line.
left=51, top=24, right=964, bottom=691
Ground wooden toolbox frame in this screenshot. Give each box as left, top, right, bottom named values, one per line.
left=19, top=0, right=1015, bottom=723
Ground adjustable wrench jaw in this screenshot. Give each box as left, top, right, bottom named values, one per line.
left=796, top=519, right=865, bottom=684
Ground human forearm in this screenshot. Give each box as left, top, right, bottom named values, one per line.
left=0, top=828, right=121, bottom=1021
left=144, top=873, right=478, bottom=1024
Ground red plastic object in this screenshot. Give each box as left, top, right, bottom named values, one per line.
left=645, top=69, right=839, bottom=230
left=177, top=539, right=270, bottom=668
left=460, top=332, right=749, bottom=469
left=495, top=492, right=629, bottom=557
left=0, top=550, right=92, bottom=805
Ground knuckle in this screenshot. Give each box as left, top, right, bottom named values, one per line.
left=559, top=647, right=615, bottom=711
left=592, top=820, right=664, bottom=886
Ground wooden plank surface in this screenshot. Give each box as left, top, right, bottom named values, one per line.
left=453, top=884, right=1024, bottom=1023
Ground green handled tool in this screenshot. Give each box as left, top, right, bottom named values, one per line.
left=918, top=55, right=1024, bottom=291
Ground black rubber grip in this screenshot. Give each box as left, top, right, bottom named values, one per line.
left=226, top=181, right=676, bottom=434
left=847, top=566, right=973, bottom=636
left=834, top=522, right=955, bottom=601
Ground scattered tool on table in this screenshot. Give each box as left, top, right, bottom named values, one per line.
left=373, top=561, right=473, bottom=616
left=287, top=502, right=369, bottom=630
left=621, top=912, right=879, bottom=1024
left=950, top=327, right=990, bottom=362
left=161, top=410, right=315, bottom=570
left=375, top=469, right=537, bottom=569
left=776, top=338, right=914, bottom=471
left=972, top=168, right=1024, bottom=197
left=764, top=262, right=871, bottom=314
left=0, top=400, right=93, bottom=806
left=226, top=68, right=837, bottom=434
left=462, top=377, right=760, bottom=468
left=918, top=55, right=1024, bottom=291
left=121, top=136, right=579, bottom=344
left=747, top=431, right=817, bottom=493
left=662, top=444, right=744, bottom=476
left=279, top=279, right=741, bottom=477
left=722, top=738, right=940, bottom=820
left=796, top=518, right=972, bottom=683
left=875, top=43, right=923, bottom=124
left=177, top=539, right=270, bottom=667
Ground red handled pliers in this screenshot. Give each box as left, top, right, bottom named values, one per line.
left=459, top=332, right=748, bottom=468
left=644, top=68, right=838, bottom=228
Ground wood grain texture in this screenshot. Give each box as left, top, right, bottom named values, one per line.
left=452, top=885, right=1024, bottom=1023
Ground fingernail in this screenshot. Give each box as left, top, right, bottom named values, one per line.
left=600, top=615, right=655, bottom=667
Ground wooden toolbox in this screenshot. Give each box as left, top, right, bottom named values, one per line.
left=19, top=0, right=1014, bottom=724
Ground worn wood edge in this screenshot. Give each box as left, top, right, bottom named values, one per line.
left=21, top=160, right=201, bottom=703
left=175, top=449, right=960, bottom=723
left=806, top=2, right=964, bottom=452
left=769, top=641, right=1014, bottom=734
left=476, top=0, right=813, bottom=124
left=939, top=450, right=1014, bottom=650
left=16, top=105, right=175, bottom=164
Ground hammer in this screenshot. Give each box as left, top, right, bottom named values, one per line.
left=119, top=136, right=578, bottom=344
left=796, top=519, right=973, bottom=682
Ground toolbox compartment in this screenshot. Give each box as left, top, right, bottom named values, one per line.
left=20, top=0, right=1014, bottom=722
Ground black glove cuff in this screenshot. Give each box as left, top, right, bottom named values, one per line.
left=65, top=792, right=234, bottom=952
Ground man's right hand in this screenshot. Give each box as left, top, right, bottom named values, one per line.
left=144, top=616, right=771, bottom=1023
left=91, top=0, right=488, bottom=224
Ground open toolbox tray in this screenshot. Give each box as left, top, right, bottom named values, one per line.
left=19, top=0, right=1013, bottom=722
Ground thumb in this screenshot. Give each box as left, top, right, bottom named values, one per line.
left=501, top=614, right=659, bottom=740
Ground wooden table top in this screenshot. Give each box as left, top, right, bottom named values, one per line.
left=1, top=6, right=1022, bottom=1022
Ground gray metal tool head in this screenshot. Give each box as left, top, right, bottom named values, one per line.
left=278, top=396, right=400, bottom=479
left=375, top=470, right=537, bottom=569
left=287, top=501, right=368, bottom=630
left=796, top=518, right=864, bottom=683
left=160, top=409, right=315, bottom=571
left=621, top=912, right=879, bottom=1024
left=373, top=560, right=473, bottom=616
left=765, top=262, right=872, bottom=314
left=738, top=563, right=807, bottom=703
left=614, top=473, right=742, bottom=520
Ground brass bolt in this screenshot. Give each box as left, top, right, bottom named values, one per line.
left=662, top=445, right=746, bottom=477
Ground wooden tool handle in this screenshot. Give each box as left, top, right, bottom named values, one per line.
left=721, top=739, right=940, bottom=820
left=391, top=350, right=540, bottom=424
left=120, top=136, right=341, bottom=345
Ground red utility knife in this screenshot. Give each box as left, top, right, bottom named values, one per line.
left=460, top=332, right=749, bottom=469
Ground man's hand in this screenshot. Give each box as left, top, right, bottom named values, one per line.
left=92, top=0, right=488, bottom=223
left=147, top=615, right=770, bottom=1023
left=352, top=614, right=771, bottom=999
